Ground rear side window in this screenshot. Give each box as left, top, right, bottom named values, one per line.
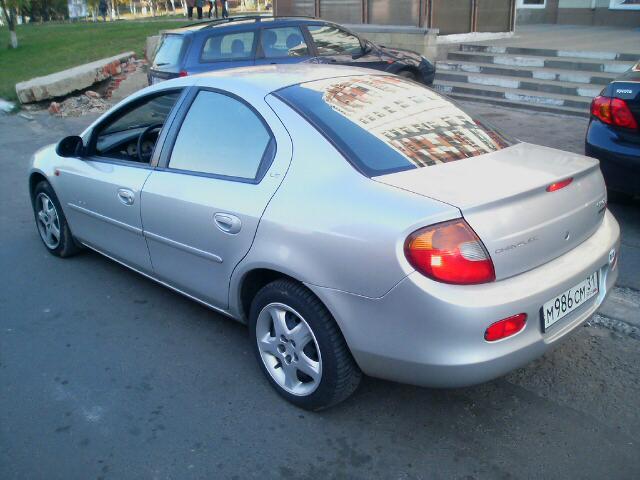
left=169, top=90, right=272, bottom=180
left=260, top=26, right=309, bottom=58
left=154, top=35, right=185, bottom=68
left=276, top=75, right=516, bottom=176
left=201, top=31, right=256, bottom=62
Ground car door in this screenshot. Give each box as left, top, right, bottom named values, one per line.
left=188, top=28, right=257, bottom=75
left=55, top=89, right=184, bottom=273
left=140, top=88, right=292, bottom=309
left=254, top=25, right=313, bottom=66
left=306, top=23, right=386, bottom=70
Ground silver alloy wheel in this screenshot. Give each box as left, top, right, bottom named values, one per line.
left=35, top=193, right=61, bottom=249
left=256, top=302, right=322, bottom=396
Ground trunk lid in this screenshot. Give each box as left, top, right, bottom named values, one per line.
left=375, top=142, right=607, bottom=280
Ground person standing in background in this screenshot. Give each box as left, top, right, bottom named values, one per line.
left=99, top=0, right=108, bottom=21
left=195, top=0, right=204, bottom=19
left=186, top=0, right=195, bottom=19
left=221, top=0, right=229, bottom=18
left=208, top=0, right=218, bottom=18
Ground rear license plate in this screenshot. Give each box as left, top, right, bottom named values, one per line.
left=542, top=272, right=598, bottom=331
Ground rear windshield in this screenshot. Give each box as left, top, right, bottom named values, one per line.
left=275, top=75, right=516, bottom=176
left=154, top=35, right=186, bottom=69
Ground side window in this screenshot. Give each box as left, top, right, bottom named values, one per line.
left=260, top=26, right=309, bottom=58
left=308, top=24, right=362, bottom=56
left=201, top=31, right=256, bottom=62
left=169, top=90, right=272, bottom=180
left=93, top=91, right=182, bottom=161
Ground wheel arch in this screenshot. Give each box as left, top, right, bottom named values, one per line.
left=237, top=267, right=301, bottom=322
left=29, top=171, right=49, bottom=202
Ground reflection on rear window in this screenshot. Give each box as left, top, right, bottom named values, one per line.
left=276, top=75, right=516, bottom=176
left=154, top=35, right=185, bottom=68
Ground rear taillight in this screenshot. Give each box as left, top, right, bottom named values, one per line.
left=546, top=177, right=573, bottom=192
left=591, top=95, right=638, bottom=130
left=484, top=314, right=527, bottom=342
left=179, top=70, right=189, bottom=77
left=405, top=219, right=495, bottom=285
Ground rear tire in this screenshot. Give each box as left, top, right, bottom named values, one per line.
left=249, top=279, right=361, bottom=411
left=32, top=181, right=81, bottom=258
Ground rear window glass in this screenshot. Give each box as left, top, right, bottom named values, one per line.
left=276, top=75, right=516, bottom=176
left=201, top=31, right=256, bottom=61
left=154, top=35, right=185, bottom=68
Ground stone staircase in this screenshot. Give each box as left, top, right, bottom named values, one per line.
left=434, top=44, right=638, bottom=117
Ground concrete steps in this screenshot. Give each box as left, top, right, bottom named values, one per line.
left=434, top=44, right=638, bottom=117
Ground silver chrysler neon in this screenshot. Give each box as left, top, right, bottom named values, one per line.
left=29, top=66, right=620, bottom=410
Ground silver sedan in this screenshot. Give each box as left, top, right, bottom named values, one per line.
left=29, top=66, right=620, bottom=410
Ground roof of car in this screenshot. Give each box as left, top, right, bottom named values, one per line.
left=196, top=64, right=387, bottom=93
left=143, top=64, right=390, bottom=99
left=162, top=15, right=322, bottom=35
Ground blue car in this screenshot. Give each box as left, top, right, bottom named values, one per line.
left=148, top=16, right=436, bottom=86
left=586, top=62, right=640, bottom=201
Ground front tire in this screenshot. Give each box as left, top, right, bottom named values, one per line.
left=32, top=181, right=81, bottom=257
left=398, top=69, right=418, bottom=81
left=249, top=279, right=361, bottom=411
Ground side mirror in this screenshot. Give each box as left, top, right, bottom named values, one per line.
left=353, top=42, right=373, bottom=59
left=56, top=135, right=84, bottom=158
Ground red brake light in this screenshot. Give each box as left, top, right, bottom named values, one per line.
left=546, top=177, right=573, bottom=192
left=611, top=98, right=638, bottom=129
left=179, top=70, right=189, bottom=77
left=484, top=314, right=527, bottom=342
left=591, top=95, right=638, bottom=130
left=405, top=219, right=495, bottom=285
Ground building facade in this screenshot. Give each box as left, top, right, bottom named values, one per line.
left=273, top=1, right=518, bottom=34
left=273, top=1, right=639, bottom=33
left=517, top=0, right=640, bottom=27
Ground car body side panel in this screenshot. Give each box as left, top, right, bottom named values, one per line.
left=228, top=95, right=461, bottom=316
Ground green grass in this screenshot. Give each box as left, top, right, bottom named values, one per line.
left=0, top=19, right=190, bottom=101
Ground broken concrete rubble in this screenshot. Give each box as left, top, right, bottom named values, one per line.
left=15, top=52, right=136, bottom=104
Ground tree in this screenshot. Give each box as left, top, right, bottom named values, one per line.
left=0, top=0, right=29, bottom=49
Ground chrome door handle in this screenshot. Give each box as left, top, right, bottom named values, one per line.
left=214, top=213, right=241, bottom=234
left=117, top=188, right=135, bottom=206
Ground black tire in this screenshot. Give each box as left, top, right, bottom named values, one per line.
left=32, top=180, right=81, bottom=258
left=398, top=69, right=417, bottom=81
left=249, top=279, right=362, bottom=411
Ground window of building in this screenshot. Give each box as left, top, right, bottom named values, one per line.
left=169, top=91, right=272, bottom=180
left=609, top=0, right=640, bottom=9
left=517, top=0, right=546, bottom=8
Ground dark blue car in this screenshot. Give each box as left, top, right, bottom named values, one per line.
left=586, top=62, right=640, bottom=201
left=148, top=16, right=436, bottom=86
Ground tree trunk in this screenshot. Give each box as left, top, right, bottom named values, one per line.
left=0, top=3, right=19, bottom=49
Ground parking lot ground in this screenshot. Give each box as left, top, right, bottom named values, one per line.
left=1, top=104, right=639, bottom=479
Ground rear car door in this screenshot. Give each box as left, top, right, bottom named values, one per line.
left=188, top=28, right=257, bottom=75
left=56, top=89, right=184, bottom=273
left=306, top=23, right=385, bottom=70
left=254, top=25, right=313, bottom=66
left=141, top=88, right=292, bottom=309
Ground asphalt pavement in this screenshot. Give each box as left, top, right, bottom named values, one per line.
left=1, top=104, right=639, bottom=480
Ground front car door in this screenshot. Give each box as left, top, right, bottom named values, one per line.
left=140, top=87, right=292, bottom=309
left=55, top=89, right=184, bottom=272
left=254, top=25, right=313, bottom=66
left=306, top=23, right=385, bottom=70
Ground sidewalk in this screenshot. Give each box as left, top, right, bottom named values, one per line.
left=468, top=24, right=640, bottom=56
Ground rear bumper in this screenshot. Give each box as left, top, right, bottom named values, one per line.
left=585, top=120, right=640, bottom=196
left=308, top=210, right=620, bottom=388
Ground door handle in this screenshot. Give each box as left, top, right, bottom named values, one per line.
left=117, top=188, right=135, bottom=206
left=214, top=213, right=241, bottom=234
